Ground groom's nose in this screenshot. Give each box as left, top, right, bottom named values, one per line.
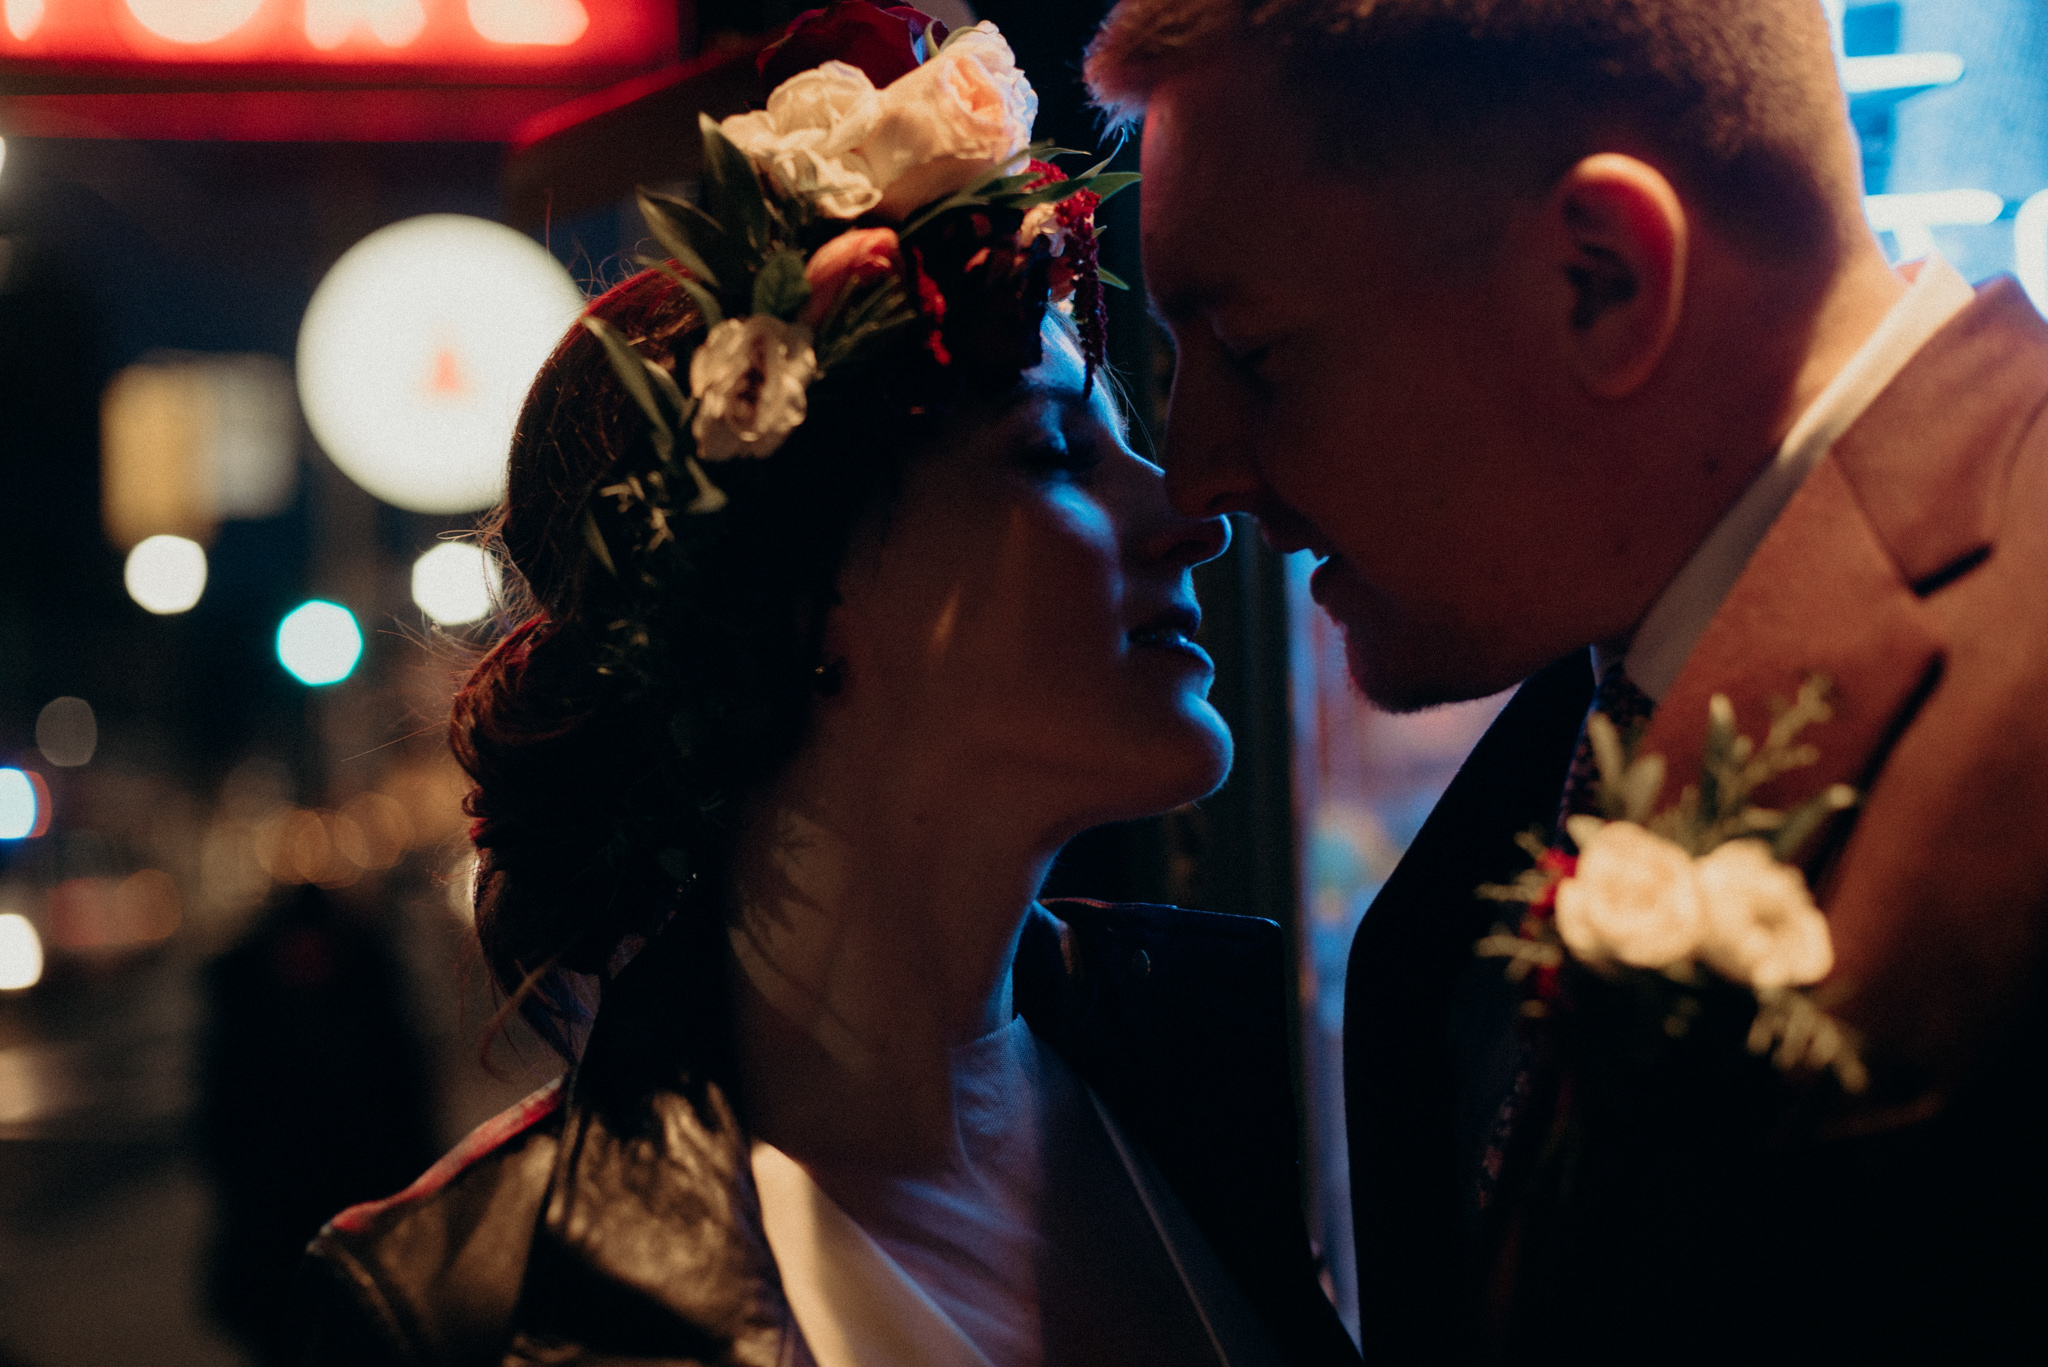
left=1160, top=341, right=1265, bottom=523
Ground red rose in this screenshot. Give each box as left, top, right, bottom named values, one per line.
left=757, top=1, right=951, bottom=96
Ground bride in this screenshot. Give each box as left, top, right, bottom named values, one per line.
left=297, top=6, right=1357, bottom=1365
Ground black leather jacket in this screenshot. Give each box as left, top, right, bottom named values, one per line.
left=297, top=899, right=1361, bottom=1367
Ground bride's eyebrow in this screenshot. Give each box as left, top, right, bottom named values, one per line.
left=1038, top=391, right=1129, bottom=450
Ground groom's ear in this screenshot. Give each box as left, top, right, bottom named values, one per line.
left=1529, top=153, right=1689, bottom=400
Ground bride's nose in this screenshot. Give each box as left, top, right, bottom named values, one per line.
left=1130, top=463, right=1232, bottom=570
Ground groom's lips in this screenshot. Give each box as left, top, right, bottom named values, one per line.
left=1309, top=554, right=1363, bottom=617
left=1256, top=515, right=1337, bottom=563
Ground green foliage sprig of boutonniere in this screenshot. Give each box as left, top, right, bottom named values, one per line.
left=1479, top=676, right=1869, bottom=1093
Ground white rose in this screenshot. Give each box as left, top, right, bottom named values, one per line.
left=861, top=23, right=1038, bottom=219
left=1554, top=820, right=1709, bottom=970
left=776, top=147, right=885, bottom=220
left=718, top=108, right=784, bottom=155
left=1695, top=839, right=1834, bottom=989
left=720, top=62, right=885, bottom=219
left=688, top=316, right=819, bottom=461
left=764, top=61, right=881, bottom=149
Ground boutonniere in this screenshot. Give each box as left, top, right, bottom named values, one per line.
left=1479, top=676, right=1868, bottom=1093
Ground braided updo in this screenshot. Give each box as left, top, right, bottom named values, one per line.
left=450, top=269, right=928, bottom=1057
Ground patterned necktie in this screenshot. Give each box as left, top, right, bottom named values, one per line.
left=1557, top=660, right=1659, bottom=827
left=1474, top=657, right=1656, bottom=1218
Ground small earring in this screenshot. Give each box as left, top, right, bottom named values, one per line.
left=813, top=657, right=845, bottom=697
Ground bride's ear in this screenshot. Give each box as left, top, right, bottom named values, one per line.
left=1529, top=153, right=1690, bottom=400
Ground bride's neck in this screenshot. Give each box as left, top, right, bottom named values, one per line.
left=726, top=741, right=1062, bottom=1172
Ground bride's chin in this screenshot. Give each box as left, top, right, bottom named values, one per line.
left=1124, top=706, right=1235, bottom=817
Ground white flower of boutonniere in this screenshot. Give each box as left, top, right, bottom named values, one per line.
left=1696, top=837, right=1834, bottom=990
left=1479, top=677, right=1866, bottom=1092
left=1554, top=818, right=1708, bottom=970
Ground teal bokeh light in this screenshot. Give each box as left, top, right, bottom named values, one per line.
left=277, top=600, right=364, bottom=686
left=0, top=769, right=38, bottom=840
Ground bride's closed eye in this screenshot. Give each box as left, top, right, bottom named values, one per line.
left=1016, top=428, right=1106, bottom=484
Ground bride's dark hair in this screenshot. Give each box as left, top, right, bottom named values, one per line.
left=451, top=269, right=926, bottom=1058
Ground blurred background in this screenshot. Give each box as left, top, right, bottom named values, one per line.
left=0, top=1, right=2044, bottom=1360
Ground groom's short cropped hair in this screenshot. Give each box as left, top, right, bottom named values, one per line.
left=1086, top=0, right=1850, bottom=260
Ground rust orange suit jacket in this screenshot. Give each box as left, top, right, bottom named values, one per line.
left=1346, top=278, right=2048, bottom=1364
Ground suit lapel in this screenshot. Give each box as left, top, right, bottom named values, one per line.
left=1636, top=454, right=1945, bottom=841
left=1345, top=654, right=1591, bottom=1355
left=1634, top=280, right=2048, bottom=858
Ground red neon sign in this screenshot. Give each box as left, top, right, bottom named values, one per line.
left=0, top=0, right=676, bottom=79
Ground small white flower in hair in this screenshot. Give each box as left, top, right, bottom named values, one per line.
left=689, top=316, right=819, bottom=461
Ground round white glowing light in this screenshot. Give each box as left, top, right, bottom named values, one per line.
left=0, top=913, right=42, bottom=991
left=0, top=769, right=37, bottom=840
left=124, top=534, right=208, bottom=615
left=277, top=601, right=365, bottom=686
left=124, top=0, right=264, bottom=45
left=297, top=214, right=584, bottom=514
left=411, top=542, right=501, bottom=626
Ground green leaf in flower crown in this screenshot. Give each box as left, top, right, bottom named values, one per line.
left=580, top=507, right=619, bottom=579
left=649, top=260, right=725, bottom=332
left=1096, top=266, right=1130, bottom=291
left=899, top=149, right=1047, bottom=236
left=811, top=272, right=890, bottom=353
left=1073, top=150, right=1118, bottom=182
left=640, top=192, right=748, bottom=297
left=698, top=113, right=772, bottom=255
left=680, top=455, right=728, bottom=515
left=1006, top=178, right=1096, bottom=210
left=816, top=286, right=916, bottom=372
left=640, top=350, right=692, bottom=427
left=582, top=314, right=671, bottom=432
left=752, top=249, right=812, bottom=321
left=977, top=170, right=1045, bottom=198
left=637, top=190, right=723, bottom=291
left=1077, top=171, right=1141, bottom=204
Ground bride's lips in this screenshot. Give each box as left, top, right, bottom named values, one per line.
left=1129, top=605, right=1214, bottom=671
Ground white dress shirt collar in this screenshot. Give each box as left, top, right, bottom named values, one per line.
left=1607, top=254, right=1976, bottom=700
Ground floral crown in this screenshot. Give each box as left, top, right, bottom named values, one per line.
left=580, top=0, right=1136, bottom=533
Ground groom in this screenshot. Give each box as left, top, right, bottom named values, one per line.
left=1090, top=0, right=2048, bottom=1360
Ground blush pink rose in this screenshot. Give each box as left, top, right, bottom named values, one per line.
left=862, top=24, right=1037, bottom=219
left=801, top=227, right=903, bottom=326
